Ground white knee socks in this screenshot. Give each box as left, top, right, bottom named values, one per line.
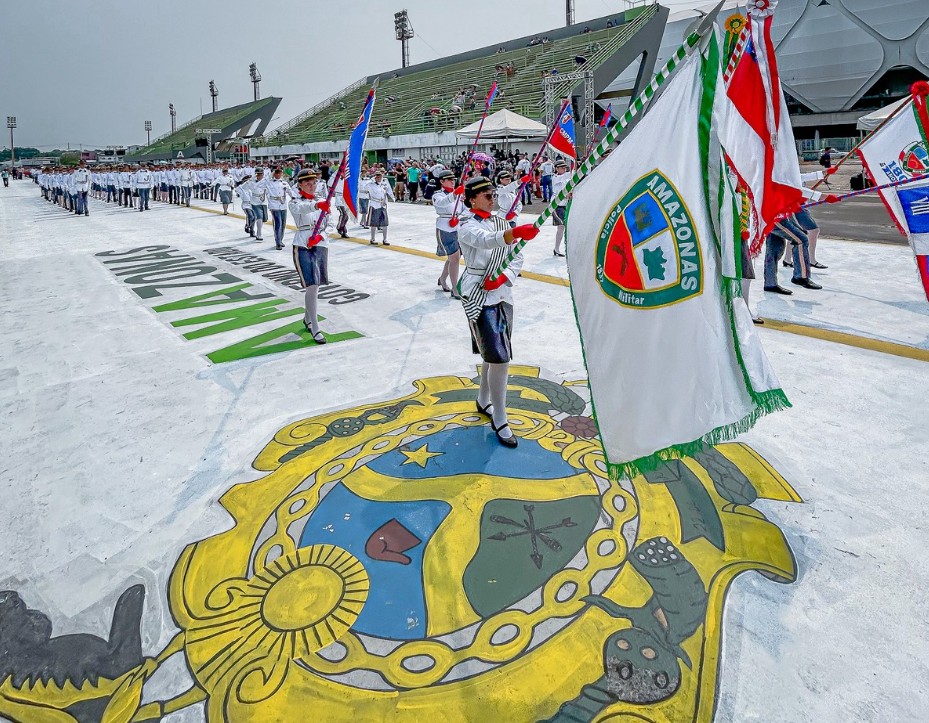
left=487, top=362, right=512, bottom=438
left=255, top=217, right=264, bottom=238
left=304, top=285, right=320, bottom=334
left=554, top=227, right=565, bottom=254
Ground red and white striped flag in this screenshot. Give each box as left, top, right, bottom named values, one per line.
left=718, top=0, right=803, bottom=252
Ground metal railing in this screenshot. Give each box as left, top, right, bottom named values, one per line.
left=147, top=113, right=203, bottom=148
left=265, top=77, right=367, bottom=139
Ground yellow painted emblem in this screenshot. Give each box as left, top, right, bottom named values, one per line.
left=0, top=367, right=799, bottom=722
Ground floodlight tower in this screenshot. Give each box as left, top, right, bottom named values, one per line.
left=566, top=0, right=575, bottom=26
left=144, top=120, right=152, bottom=145
left=6, top=116, right=15, bottom=168
left=169, top=103, right=176, bottom=133
left=249, top=63, right=261, bottom=101
left=209, top=81, right=218, bottom=113
left=394, top=10, right=414, bottom=69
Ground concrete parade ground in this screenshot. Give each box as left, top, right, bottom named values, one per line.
left=1, top=178, right=928, bottom=723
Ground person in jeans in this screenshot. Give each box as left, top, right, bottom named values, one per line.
left=248, top=168, right=268, bottom=240
left=763, top=213, right=821, bottom=294
left=539, top=156, right=554, bottom=202
left=266, top=167, right=295, bottom=249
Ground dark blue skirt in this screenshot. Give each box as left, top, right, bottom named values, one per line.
left=293, top=245, right=329, bottom=287
left=469, top=302, right=513, bottom=364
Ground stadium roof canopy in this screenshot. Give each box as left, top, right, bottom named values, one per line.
left=128, top=96, right=282, bottom=162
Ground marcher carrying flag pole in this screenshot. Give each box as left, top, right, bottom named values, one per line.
left=801, top=172, right=928, bottom=208
left=501, top=98, right=572, bottom=220
left=305, top=87, right=376, bottom=245
left=449, top=81, right=498, bottom=226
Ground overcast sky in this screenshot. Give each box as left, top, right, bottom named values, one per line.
left=0, top=0, right=705, bottom=149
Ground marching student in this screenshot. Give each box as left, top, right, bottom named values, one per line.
left=551, top=159, right=571, bottom=256
left=290, top=168, right=331, bottom=344
left=494, top=169, right=524, bottom=228
left=266, top=166, right=295, bottom=250
left=358, top=170, right=371, bottom=228
left=214, top=166, right=236, bottom=215
left=119, top=165, right=134, bottom=208
left=333, top=172, right=349, bottom=238
left=133, top=163, right=153, bottom=211
left=179, top=163, right=194, bottom=206
left=366, top=169, right=395, bottom=245
left=432, top=169, right=462, bottom=296
left=458, top=176, right=539, bottom=448
left=235, top=174, right=255, bottom=237
left=72, top=161, right=91, bottom=216
left=249, top=168, right=268, bottom=240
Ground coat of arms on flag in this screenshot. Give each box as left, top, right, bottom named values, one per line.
left=596, top=171, right=703, bottom=308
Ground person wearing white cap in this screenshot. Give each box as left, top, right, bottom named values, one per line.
left=366, top=170, right=395, bottom=245
left=290, top=168, right=331, bottom=344
left=551, top=159, right=571, bottom=257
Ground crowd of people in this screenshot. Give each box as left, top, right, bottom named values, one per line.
left=19, top=150, right=840, bottom=444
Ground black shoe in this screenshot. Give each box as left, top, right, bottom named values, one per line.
left=370, top=240, right=378, bottom=245
left=438, top=278, right=451, bottom=292
left=476, top=400, right=493, bottom=418
left=382, top=241, right=390, bottom=246
left=791, top=278, right=822, bottom=290
left=810, top=262, right=828, bottom=269
left=752, top=317, right=764, bottom=325
left=782, top=260, right=793, bottom=268
left=553, top=250, right=565, bottom=257
left=763, top=285, right=793, bottom=295
left=275, top=243, right=283, bottom=250
left=491, top=420, right=518, bottom=448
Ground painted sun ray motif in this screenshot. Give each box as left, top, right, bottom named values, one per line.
left=187, top=616, right=265, bottom=645
left=202, top=628, right=276, bottom=688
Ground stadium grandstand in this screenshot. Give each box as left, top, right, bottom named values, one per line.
left=251, top=3, right=668, bottom=163
left=127, top=95, right=281, bottom=163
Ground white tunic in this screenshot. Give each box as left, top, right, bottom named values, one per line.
left=367, top=180, right=395, bottom=209
left=289, top=195, right=331, bottom=249
left=457, top=211, right=524, bottom=307
left=265, top=178, right=294, bottom=210
left=432, top=189, right=458, bottom=232
left=495, top=180, right=522, bottom=219
left=552, top=172, right=571, bottom=206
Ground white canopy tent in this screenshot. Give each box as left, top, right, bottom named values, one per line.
left=456, top=109, right=548, bottom=141
left=857, top=97, right=910, bottom=131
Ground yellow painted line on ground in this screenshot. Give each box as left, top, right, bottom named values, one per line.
left=184, top=202, right=928, bottom=363
left=758, top=318, right=929, bottom=363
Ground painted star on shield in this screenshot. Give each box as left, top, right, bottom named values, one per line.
left=399, top=443, right=443, bottom=468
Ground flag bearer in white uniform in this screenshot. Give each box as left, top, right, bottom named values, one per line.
left=249, top=168, right=269, bottom=240
left=457, top=176, right=539, bottom=448
left=72, top=161, right=91, bottom=216
left=366, top=170, right=395, bottom=245
left=214, top=167, right=236, bottom=215
left=432, top=169, right=462, bottom=296
left=551, top=159, right=571, bottom=257
left=290, top=168, right=332, bottom=344
left=494, top=169, right=525, bottom=228
left=179, top=164, right=194, bottom=206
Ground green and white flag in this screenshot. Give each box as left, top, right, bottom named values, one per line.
left=565, top=37, right=789, bottom=479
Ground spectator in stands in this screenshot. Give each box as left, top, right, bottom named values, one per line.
left=581, top=26, right=591, bottom=34
left=606, top=19, right=614, bottom=28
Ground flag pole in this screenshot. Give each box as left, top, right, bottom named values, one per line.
left=503, top=98, right=571, bottom=219
left=307, top=89, right=374, bottom=243
left=487, top=14, right=719, bottom=281
left=450, top=82, right=498, bottom=224
left=802, top=172, right=928, bottom=208
left=811, top=98, right=914, bottom=190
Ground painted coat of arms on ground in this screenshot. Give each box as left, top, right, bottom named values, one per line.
left=0, top=367, right=799, bottom=722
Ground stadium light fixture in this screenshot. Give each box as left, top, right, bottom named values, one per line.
left=6, top=116, right=15, bottom=168
left=249, top=63, right=262, bottom=101
left=144, top=120, right=152, bottom=145
left=169, top=103, right=176, bottom=133
left=393, top=10, right=414, bottom=68
left=209, top=81, right=218, bottom=113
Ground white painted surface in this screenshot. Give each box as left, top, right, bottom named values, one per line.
left=1, top=180, right=928, bottom=720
